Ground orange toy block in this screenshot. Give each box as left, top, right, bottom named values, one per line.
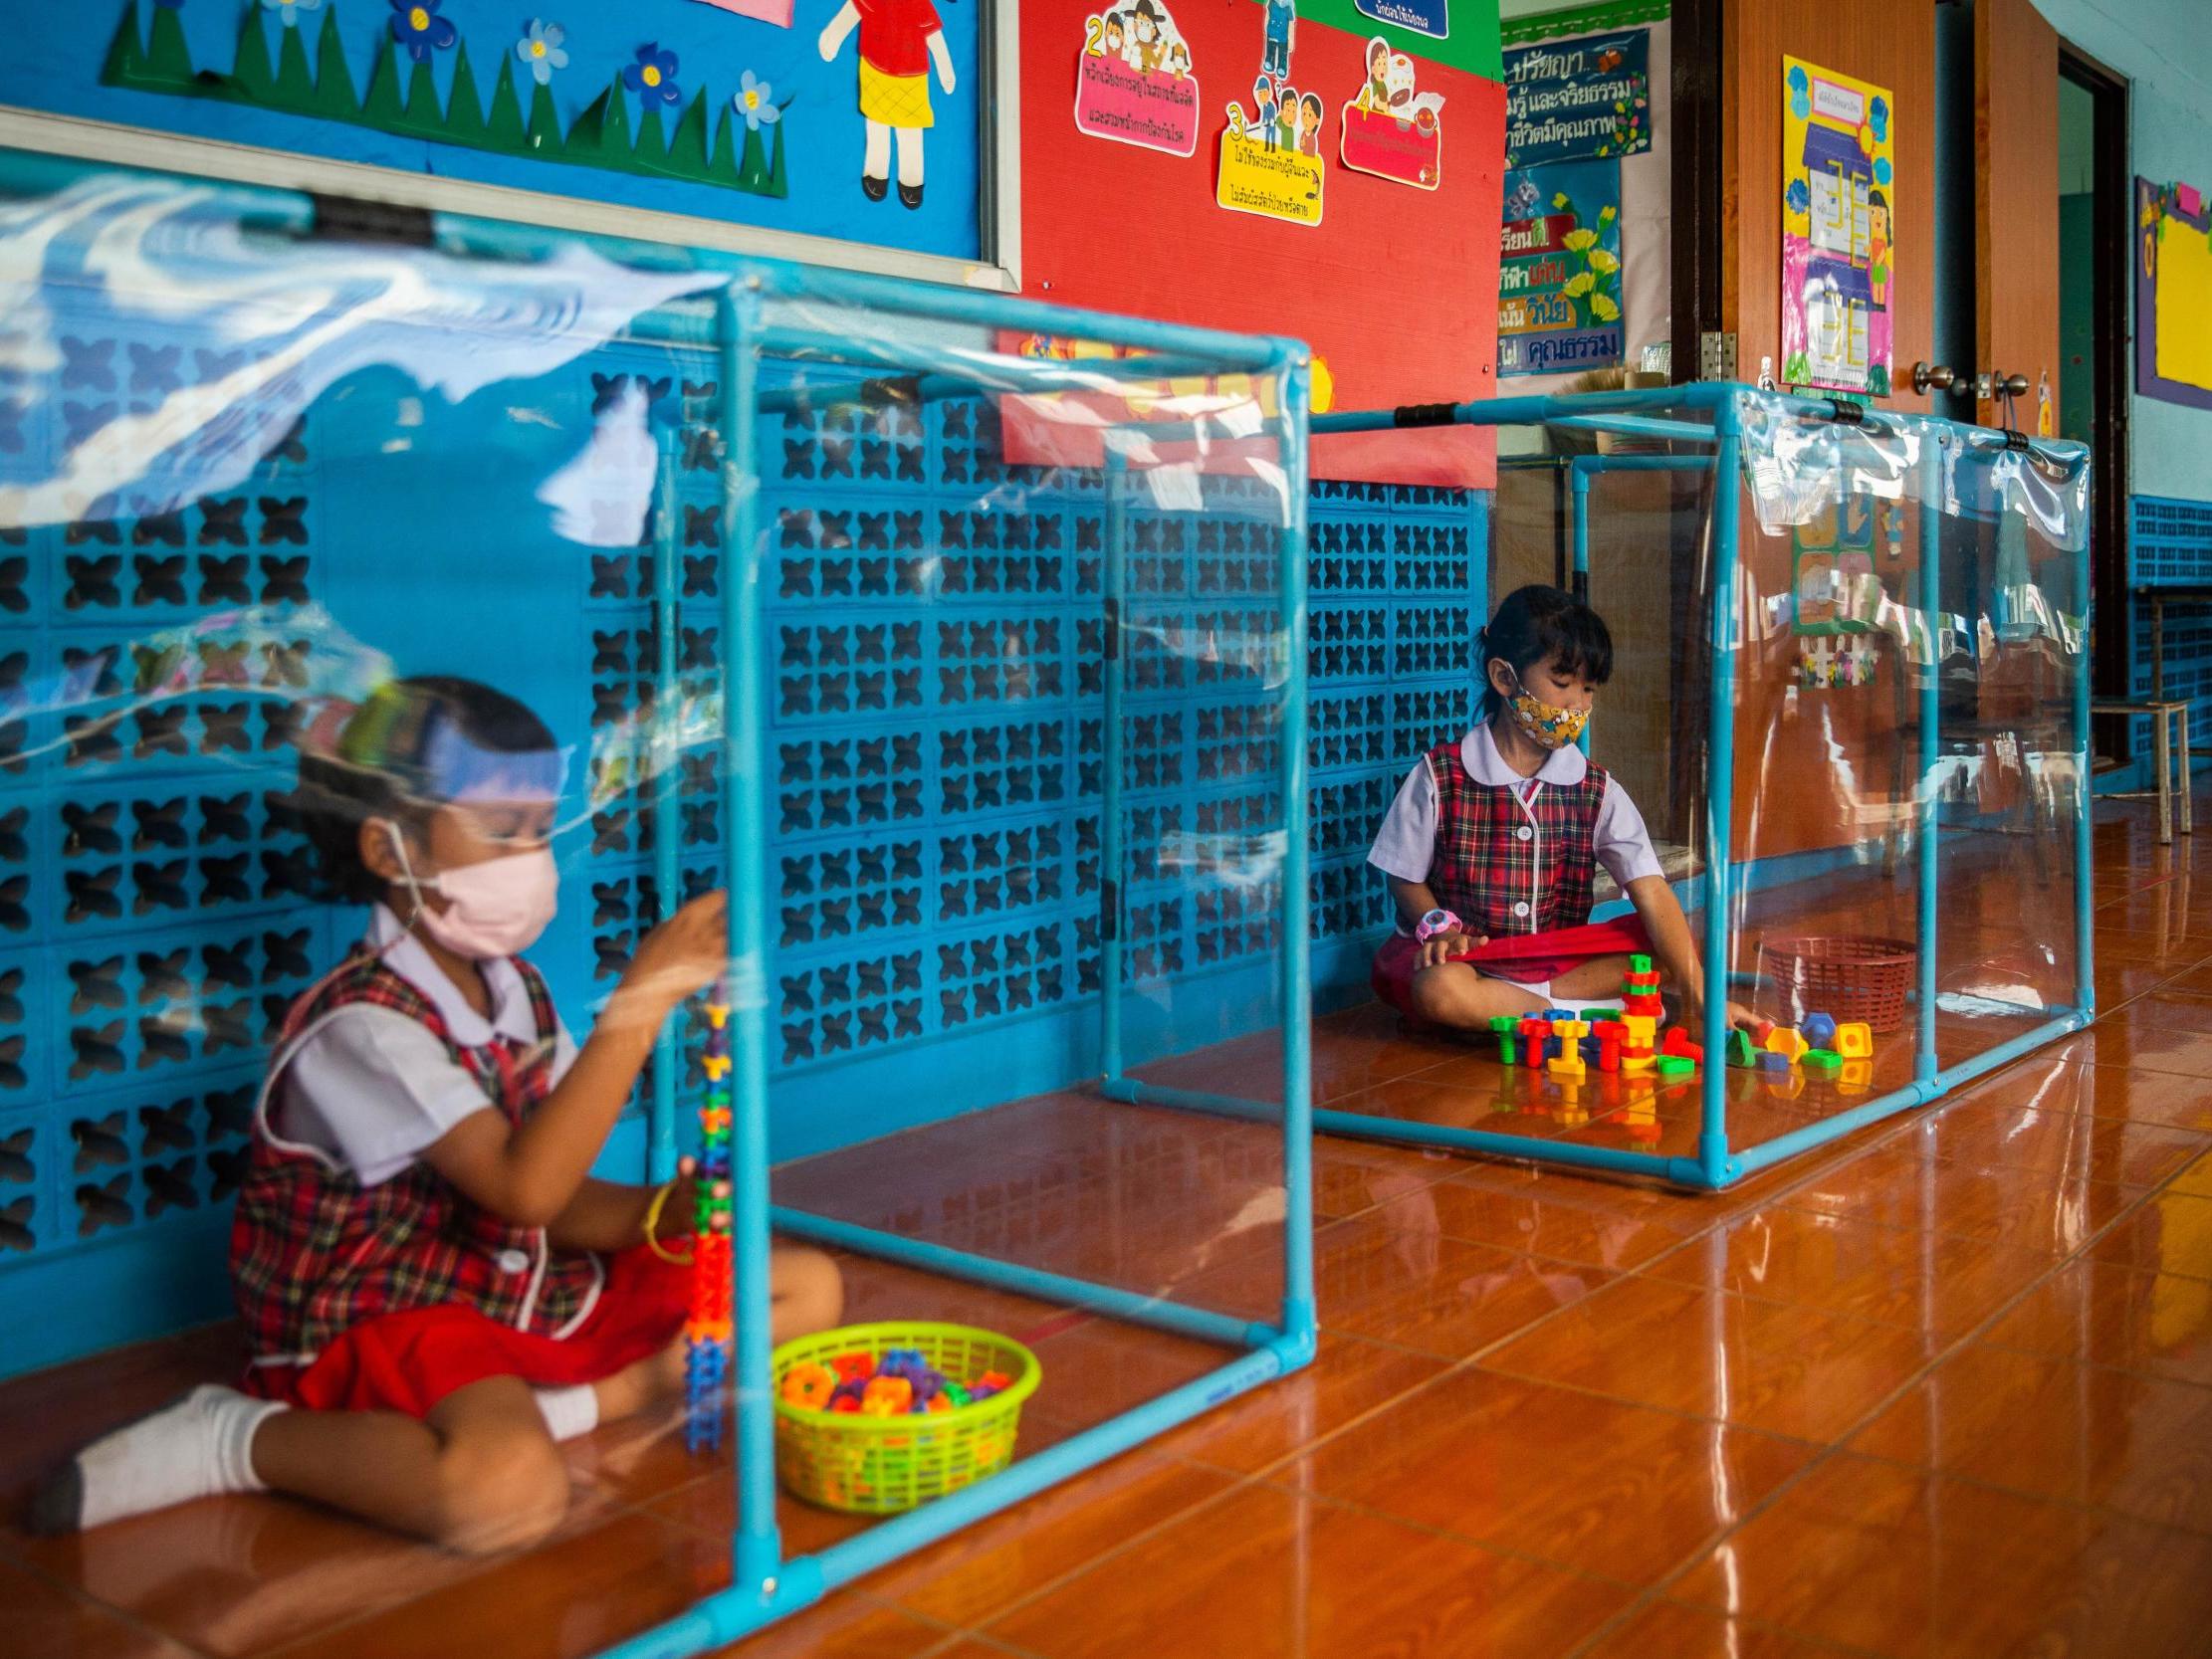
left=860, top=1376, right=914, bottom=1416
left=1834, top=1022, right=1874, bottom=1058
left=1764, top=1027, right=1810, bottom=1063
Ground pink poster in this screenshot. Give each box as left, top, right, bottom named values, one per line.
left=1074, top=3, right=1202, bottom=158
left=690, top=0, right=794, bottom=25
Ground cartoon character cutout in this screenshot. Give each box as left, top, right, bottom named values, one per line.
left=1297, top=91, right=1323, bottom=156
left=820, top=0, right=956, bottom=209
left=1867, top=188, right=1891, bottom=308
left=1128, top=0, right=1168, bottom=75
left=1359, top=37, right=1389, bottom=112
left=1261, top=0, right=1295, bottom=80
left=1100, top=10, right=1126, bottom=61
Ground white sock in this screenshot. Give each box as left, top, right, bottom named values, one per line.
left=534, top=1384, right=599, bottom=1443
left=37, top=1384, right=286, bottom=1533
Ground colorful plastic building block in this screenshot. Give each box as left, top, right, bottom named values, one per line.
left=1655, top=1055, right=1696, bottom=1080
left=1765, top=1026, right=1810, bottom=1063
left=1802, top=1048, right=1842, bottom=1075
left=1801, top=1011, right=1838, bottom=1048
left=1659, top=1027, right=1703, bottom=1063
left=1834, top=1022, right=1874, bottom=1058
left=1838, top=1058, right=1874, bottom=1094
left=780, top=1360, right=837, bottom=1409
left=1750, top=1018, right=1775, bottom=1044
left=1622, top=1052, right=1656, bottom=1075
left=1623, top=1013, right=1659, bottom=1050
left=1629, top=953, right=1653, bottom=975
left=1758, top=1050, right=1790, bottom=1073
left=1726, top=1029, right=1759, bottom=1068
left=861, top=1375, right=914, bottom=1416
left=685, top=981, right=737, bottom=1454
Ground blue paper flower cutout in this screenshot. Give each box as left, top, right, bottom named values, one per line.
left=261, top=0, right=324, bottom=28
left=1790, top=90, right=1811, bottom=120
left=1870, top=95, right=1889, bottom=140
left=1874, top=156, right=1892, bottom=187
left=1787, top=64, right=1809, bottom=93
left=388, top=0, right=457, bottom=62
left=517, top=20, right=568, bottom=86
left=735, top=70, right=780, bottom=130
left=1786, top=177, right=1811, bottom=215
left=623, top=43, right=682, bottom=108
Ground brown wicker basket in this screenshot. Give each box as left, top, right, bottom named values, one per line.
left=1756, top=936, right=1917, bottom=1034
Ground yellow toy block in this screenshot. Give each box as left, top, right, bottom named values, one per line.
left=1554, top=1019, right=1590, bottom=1040
left=1622, top=1014, right=1658, bottom=1049
left=1547, top=1048, right=1587, bottom=1080
left=1761, top=1070, right=1806, bottom=1102
left=1621, top=1052, right=1656, bottom=1074
left=1765, top=1027, right=1810, bottom=1063
left=703, top=1053, right=733, bottom=1082
left=1834, top=1022, right=1873, bottom=1058
left=1838, top=1058, right=1874, bottom=1094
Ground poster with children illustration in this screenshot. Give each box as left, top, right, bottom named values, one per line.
left=1075, top=2, right=1201, bottom=157
left=1216, top=0, right=1324, bottom=227
left=1781, top=56, right=1895, bottom=396
left=1339, top=35, right=1444, bottom=189
left=818, top=0, right=959, bottom=210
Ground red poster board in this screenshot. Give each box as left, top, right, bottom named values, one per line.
left=1015, top=2, right=1503, bottom=489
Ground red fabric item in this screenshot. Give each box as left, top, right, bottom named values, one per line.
left=1370, top=917, right=1655, bottom=1017
left=232, top=949, right=599, bottom=1361
left=1427, top=738, right=1610, bottom=951
left=243, top=1245, right=691, bottom=1419
left=854, top=0, right=942, bottom=76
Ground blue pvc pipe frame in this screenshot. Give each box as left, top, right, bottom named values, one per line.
left=595, top=268, right=1318, bottom=1659
left=1288, top=383, right=2092, bottom=1189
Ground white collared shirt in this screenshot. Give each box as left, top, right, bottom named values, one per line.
left=1366, top=720, right=1664, bottom=932
left=275, top=905, right=577, bottom=1186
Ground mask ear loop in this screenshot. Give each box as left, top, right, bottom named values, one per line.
left=375, top=817, right=441, bottom=942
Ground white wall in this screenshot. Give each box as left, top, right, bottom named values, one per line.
left=2032, top=0, right=2212, bottom=499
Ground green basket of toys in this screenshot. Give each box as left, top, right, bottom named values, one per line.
left=771, top=1321, right=1041, bottom=1515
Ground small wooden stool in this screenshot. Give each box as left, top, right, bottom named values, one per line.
left=2093, top=699, right=2192, bottom=845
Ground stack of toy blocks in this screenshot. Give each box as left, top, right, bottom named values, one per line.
left=685, top=988, right=736, bottom=1454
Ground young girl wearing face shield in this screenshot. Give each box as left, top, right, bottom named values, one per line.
left=31, top=677, right=841, bottom=1552
left=1367, top=587, right=1755, bottom=1038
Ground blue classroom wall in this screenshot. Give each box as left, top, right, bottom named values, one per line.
left=0, top=0, right=985, bottom=264
left=0, top=212, right=1486, bottom=1372
left=2024, top=0, right=2212, bottom=783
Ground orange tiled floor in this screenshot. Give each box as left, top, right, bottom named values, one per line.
left=7, top=799, right=2212, bottom=1658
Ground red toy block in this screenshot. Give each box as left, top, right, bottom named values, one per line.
left=1750, top=1018, right=1775, bottom=1044
left=1659, top=1028, right=1704, bottom=1062
left=1597, top=1039, right=1620, bottom=1073
left=1591, top=1019, right=1628, bottom=1042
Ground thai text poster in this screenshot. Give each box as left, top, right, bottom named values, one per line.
left=1497, top=159, right=1623, bottom=376
left=1502, top=28, right=1648, bottom=167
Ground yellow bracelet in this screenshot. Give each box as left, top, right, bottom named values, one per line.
left=641, top=1178, right=693, bottom=1266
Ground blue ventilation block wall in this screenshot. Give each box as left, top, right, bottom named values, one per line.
left=2120, top=494, right=2212, bottom=787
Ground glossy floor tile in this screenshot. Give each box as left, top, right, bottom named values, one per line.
left=5, top=794, right=2210, bottom=1659
left=1670, top=1453, right=2212, bottom=1659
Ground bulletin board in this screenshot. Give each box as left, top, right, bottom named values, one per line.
left=0, top=0, right=1010, bottom=284
left=2136, top=176, right=2212, bottom=412
left=1016, top=0, right=1509, bottom=490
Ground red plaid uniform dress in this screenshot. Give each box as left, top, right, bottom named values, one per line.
left=1370, top=738, right=1614, bottom=1013
left=231, top=949, right=686, bottom=1417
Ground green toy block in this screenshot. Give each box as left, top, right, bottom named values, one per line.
left=1655, top=1055, right=1695, bottom=1080
left=1629, top=954, right=1653, bottom=975
left=1802, top=1048, right=1843, bottom=1074
left=1726, top=1029, right=1759, bottom=1068
left=1498, top=1036, right=1517, bottom=1067
left=1488, top=1015, right=1517, bottom=1034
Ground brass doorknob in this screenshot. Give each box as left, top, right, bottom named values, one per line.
left=1911, top=362, right=1957, bottom=394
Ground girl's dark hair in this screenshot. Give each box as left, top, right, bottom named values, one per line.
left=292, top=675, right=557, bottom=905
left=1475, top=585, right=1613, bottom=720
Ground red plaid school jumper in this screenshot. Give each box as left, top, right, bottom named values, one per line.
left=230, top=951, right=602, bottom=1362
left=1426, top=737, right=1609, bottom=939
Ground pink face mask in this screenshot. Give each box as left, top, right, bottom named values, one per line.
left=385, top=824, right=558, bottom=959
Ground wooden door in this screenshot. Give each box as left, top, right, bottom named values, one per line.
left=1975, top=0, right=2062, bottom=430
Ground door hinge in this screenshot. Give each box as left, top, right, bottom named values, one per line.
left=1698, top=332, right=1738, bottom=382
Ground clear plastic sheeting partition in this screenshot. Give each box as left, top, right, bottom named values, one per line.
left=0, top=152, right=1315, bottom=1657
left=1307, top=385, right=2092, bottom=1188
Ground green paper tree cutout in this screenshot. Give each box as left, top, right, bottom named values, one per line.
left=272, top=22, right=318, bottom=114
left=668, top=92, right=711, bottom=178
left=526, top=78, right=563, bottom=154
left=398, top=57, right=442, bottom=138
left=360, top=37, right=405, bottom=128
left=97, top=2, right=790, bottom=202
left=144, top=4, right=195, bottom=85
left=444, top=44, right=487, bottom=146
left=634, top=106, right=669, bottom=171
left=315, top=8, right=357, bottom=113
left=232, top=10, right=276, bottom=103
left=485, top=58, right=526, bottom=151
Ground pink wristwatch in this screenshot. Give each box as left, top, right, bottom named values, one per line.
left=1414, top=908, right=1461, bottom=942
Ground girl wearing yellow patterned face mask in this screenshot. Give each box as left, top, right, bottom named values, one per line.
left=1364, top=585, right=1755, bottom=1039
